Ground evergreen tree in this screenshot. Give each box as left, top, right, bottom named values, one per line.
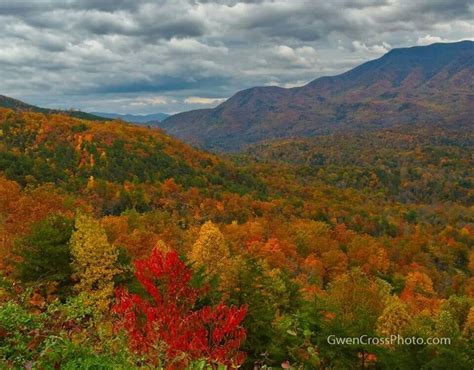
left=15, top=215, right=74, bottom=296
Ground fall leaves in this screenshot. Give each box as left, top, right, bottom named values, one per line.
left=189, top=221, right=239, bottom=293
left=70, top=214, right=120, bottom=312
left=113, top=248, right=247, bottom=368
left=6, top=212, right=250, bottom=368
left=0, top=108, right=473, bottom=368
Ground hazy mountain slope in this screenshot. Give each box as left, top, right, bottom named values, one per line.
left=160, top=41, right=474, bottom=151
left=0, top=95, right=106, bottom=121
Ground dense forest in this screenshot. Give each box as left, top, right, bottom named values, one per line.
left=0, top=109, right=473, bottom=369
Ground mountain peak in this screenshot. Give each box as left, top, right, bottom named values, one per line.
left=385, top=40, right=473, bottom=55
left=160, top=41, right=474, bottom=151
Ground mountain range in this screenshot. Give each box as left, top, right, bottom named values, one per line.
left=1, top=41, right=472, bottom=153
left=0, top=95, right=105, bottom=121
left=159, top=41, right=474, bottom=152
left=0, top=96, right=169, bottom=126
left=90, top=112, right=169, bottom=124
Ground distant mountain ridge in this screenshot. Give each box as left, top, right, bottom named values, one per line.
left=91, top=112, right=170, bottom=124
left=160, top=41, right=474, bottom=151
left=0, top=95, right=106, bottom=121
left=0, top=95, right=169, bottom=125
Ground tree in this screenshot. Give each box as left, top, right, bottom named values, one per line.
left=290, top=219, right=331, bottom=256
left=321, top=249, right=348, bottom=282
left=227, top=256, right=302, bottom=366
left=440, top=295, right=472, bottom=330
left=257, top=238, right=291, bottom=268
left=376, top=296, right=412, bottom=338
left=323, top=269, right=390, bottom=333
left=463, top=307, right=474, bottom=338
left=188, top=221, right=236, bottom=290
left=113, top=247, right=247, bottom=368
left=424, top=310, right=474, bottom=370
left=301, top=254, right=325, bottom=289
left=347, top=235, right=389, bottom=274
left=70, top=213, right=119, bottom=311
left=435, top=310, right=460, bottom=339
left=469, top=251, right=474, bottom=274
left=400, top=271, right=439, bottom=314
left=317, top=270, right=391, bottom=368
left=14, top=215, right=74, bottom=296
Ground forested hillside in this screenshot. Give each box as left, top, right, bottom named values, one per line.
left=0, top=95, right=106, bottom=122
left=245, top=122, right=473, bottom=205
left=0, top=109, right=473, bottom=368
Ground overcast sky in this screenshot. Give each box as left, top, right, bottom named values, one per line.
left=0, top=0, right=473, bottom=114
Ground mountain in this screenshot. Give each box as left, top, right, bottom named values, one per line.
left=1, top=60, right=473, bottom=370
left=0, top=95, right=106, bottom=121
left=160, top=41, right=474, bottom=151
left=91, top=112, right=169, bottom=124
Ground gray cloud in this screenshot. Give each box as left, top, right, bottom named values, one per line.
left=0, top=0, right=472, bottom=114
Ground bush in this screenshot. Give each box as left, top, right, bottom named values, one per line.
left=0, top=302, right=44, bottom=366
left=38, top=337, right=136, bottom=370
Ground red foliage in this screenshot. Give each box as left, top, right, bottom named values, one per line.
left=113, top=248, right=247, bottom=367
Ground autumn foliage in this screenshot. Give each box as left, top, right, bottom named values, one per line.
left=0, top=109, right=473, bottom=368
left=70, top=213, right=119, bottom=310
left=113, top=248, right=247, bottom=367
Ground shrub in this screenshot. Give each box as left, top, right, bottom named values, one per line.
left=114, top=247, right=247, bottom=368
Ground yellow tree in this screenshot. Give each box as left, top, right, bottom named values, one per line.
left=70, top=213, right=119, bottom=311
left=463, top=307, right=474, bottom=338
left=188, top=221, right=235, bottom=290
left=376, top=296, right=412, bottom=338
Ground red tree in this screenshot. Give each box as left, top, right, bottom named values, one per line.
left=113, top=248, right=247, bottom=368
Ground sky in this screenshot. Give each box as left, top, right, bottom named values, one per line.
left=0, top=0, right=473, bottom=115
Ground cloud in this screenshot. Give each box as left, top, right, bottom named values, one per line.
left=273, top=45, right=318, bottom=68
left=184, top=96, right=226, bottom=104
left=129, top=97, right=170, bottom=106
left=416, top=34, right=449, bottom=45
left=0, top=0, right=472, bottom=114
left=351, top=40, right=391, bottom=54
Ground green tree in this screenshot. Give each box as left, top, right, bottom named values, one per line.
left=15, top=215, right=74, bottom=296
